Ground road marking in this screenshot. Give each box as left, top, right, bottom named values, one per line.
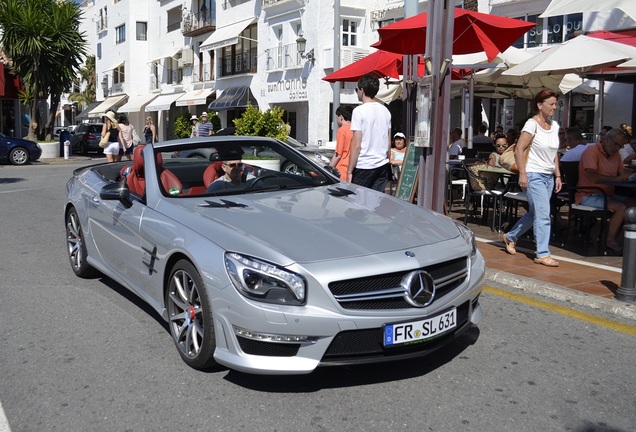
left=484, top=286, right=636, bottom=336
left=0, top=400, right=11, bottom=432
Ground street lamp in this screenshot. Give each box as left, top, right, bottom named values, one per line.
left=101, top=75, right=109, bottom=97
left=296, top=34, right=315, bottom=66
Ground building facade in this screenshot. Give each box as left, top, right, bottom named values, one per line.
left=77, top=0, right=636, bottom=144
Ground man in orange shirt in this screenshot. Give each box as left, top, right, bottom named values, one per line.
left=329, top=105, right=353, bottom=181
left=576, top=128, right=636, bottom=253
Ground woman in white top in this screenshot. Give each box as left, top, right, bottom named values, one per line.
left=390, top=132, right=407, bottom=180
left=502, top=89, right=562, bottom=267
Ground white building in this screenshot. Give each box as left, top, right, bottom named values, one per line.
left=77, top=0, right=636, bottom=143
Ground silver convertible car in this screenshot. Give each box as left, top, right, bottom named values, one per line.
left=65, top=136, right=485, bottom=375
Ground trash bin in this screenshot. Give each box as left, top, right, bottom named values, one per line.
left=59, top=129, right=71, bottom=157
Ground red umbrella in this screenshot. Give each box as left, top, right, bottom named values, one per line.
left=323, top=50, right=417, bottom=83
left=371, top=8, right=535, bottom=61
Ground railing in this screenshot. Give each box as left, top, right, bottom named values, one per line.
left=96, top=16, right=108, bottom=33
left=192, top=63, right=214, bottom=83
left=221, top=48, right=257, bottom=77
left=167, top=21, right=181, bottom=33
left=265, top=43, right=303, bottom=70
left=181, top=9, right=216, bottom=35
left=263, top=0, right=299, bottom=7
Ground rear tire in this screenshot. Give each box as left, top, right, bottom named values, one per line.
left=65, top=207, right=97, bottom=278
left=166, top=260, right=218, bottom=370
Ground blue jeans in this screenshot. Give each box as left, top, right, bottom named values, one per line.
left=506, top=172, right=554, bottom=258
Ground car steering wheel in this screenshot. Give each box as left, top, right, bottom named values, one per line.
left=245, top=174, right=278, bottom=188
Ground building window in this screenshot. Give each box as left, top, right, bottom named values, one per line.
left=136, top=22, right=147, bottom=41
left=97, top=43, right=102, bottom=60
left=342, top=19, right=358, bottom=47
left=513, top=13, right=582, bottom=48
left=167, top=6, right=182, bottom=33
left=115, top=24, right=125, bottom=44
left=113, top=63, right=125, bottom=84
left=221, top=23, right=257, bottom=77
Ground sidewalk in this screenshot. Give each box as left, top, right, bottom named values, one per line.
left=468, top=219, right=636, bottom=322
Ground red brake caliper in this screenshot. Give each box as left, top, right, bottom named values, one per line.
left=188, top=305, right=196, bottom=321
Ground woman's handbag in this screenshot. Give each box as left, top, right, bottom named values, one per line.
left=99, top=131, right=110, bottom=148
left=132, top=127, right=141, bottom=146
left=499, top=140, right=531, bottom=174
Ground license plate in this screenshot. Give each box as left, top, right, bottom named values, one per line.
left=383, top=308, right=457, bottom=347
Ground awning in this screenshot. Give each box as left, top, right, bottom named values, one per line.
left=145, top=92, right=185, bottom=112
left=149, top=47, right=182, bottom=63
left=207, top=86, right=257, bottom=110
left=76, top=101, right=101, bottom=120
left=176, top=88, right=215, bottom=106
left=88, top=94, right=128, bottom=118
left=117, top=94, right=158, bottom=113
left=200, top=18, right=255, bottom=51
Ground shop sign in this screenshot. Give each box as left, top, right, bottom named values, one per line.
left=267, top=78, right=308, bottom=101
left=572, top=94, right=595, bottom=107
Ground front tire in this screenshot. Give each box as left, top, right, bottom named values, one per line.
left=65, top=207, right=97, bottom=278
left=9, top=147, right=29, bottom=165
left=166, top=260, right=217, bottom=370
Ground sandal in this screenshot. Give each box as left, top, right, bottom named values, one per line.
left=533, top=256, right=559, bottom=267
left=502, top=234, right=516, bottom=255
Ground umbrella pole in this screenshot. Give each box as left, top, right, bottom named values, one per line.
left=597, top=78, right=605, bottom=136
left=420, top=0, right=454, bottom=213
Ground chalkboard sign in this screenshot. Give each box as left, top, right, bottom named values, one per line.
left=395, top=141, right=420, bottom=202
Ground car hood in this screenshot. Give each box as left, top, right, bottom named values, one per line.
left=164, top=185, right=460, bottom=263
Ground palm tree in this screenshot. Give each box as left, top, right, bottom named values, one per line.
left=0, top=0, right=87, bottom=141
left=68, top=55, right=96, bottom=115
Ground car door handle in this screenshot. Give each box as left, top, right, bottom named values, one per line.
left=91, top=196, right=100, bottom=206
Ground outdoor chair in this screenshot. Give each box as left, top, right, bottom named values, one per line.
left=560, top=161, right=613, bottom=255
left=462, top=159, right=503, bottom=231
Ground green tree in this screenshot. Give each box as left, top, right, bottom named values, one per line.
left=68, top=55, right=96, bottom=111
left=233, top=103, right=288, bottom=140
left=0, top=0, right=87, bottom=141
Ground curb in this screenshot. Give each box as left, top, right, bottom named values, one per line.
left=484, top=268, right=636, bottom=323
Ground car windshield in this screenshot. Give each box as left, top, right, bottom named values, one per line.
left=160, top=137, right=338, bottom=198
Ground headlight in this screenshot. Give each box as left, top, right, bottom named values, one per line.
left=225, top=253, right=307, bottom=305
left=453, top=220, right=477, bottom=260
left=314, top=153, right=331, bottom=164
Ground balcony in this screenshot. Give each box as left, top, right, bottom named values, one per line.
left=262, top=0, right=304, bottom=11
left=265, top=43, right=304, bottom=70
left=96, top=16, right=108, bottom=33
left=182, top=10, right=216, bottom=36
left=192, top=62, right=214, bottom=83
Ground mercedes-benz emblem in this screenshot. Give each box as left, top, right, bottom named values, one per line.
left=401, top=270, right=435, bottom=307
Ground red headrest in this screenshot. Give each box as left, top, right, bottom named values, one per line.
left=133, top=145, right=145, bottom=175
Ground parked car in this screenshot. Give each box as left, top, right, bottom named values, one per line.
left=0, top=133, right=42, bottom=165
left=64, top=137, right=484, bottom=374
left=179, top=128, right=335, bottom=175
left=70, top=123, right=104, bottom=155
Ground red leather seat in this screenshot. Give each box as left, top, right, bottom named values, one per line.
left=156, top=153, right=183, bottom=195
left=203, top=162, right=225, bottom=189
left=126, top=145, right=146, bottom=197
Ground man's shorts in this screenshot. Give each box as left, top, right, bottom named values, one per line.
left=579, top=193, right=629, bottom=209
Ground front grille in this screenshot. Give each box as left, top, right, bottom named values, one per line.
left=322, top=301, right=470, bottom=361
left=328, top=257, right=468, bottom=310
left=237, top=337, right=300, bottom=357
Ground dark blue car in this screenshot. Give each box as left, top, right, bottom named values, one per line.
left=0, top=133, right=42, bottom=165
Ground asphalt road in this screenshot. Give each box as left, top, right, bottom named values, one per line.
left=1, top=160, right=635, bottom=432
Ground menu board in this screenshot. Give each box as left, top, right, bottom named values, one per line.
left=395, top=141, right=420, bottom=203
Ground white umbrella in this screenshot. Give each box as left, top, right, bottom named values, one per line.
left=473, top=47, right=582, bottom=97
left=502, top=35, right=636, bottom=77
left=539, top=0, right=636, bottom=21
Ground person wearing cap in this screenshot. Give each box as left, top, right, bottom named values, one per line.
left=197, top=112, right=214, bottom=137
left=328, top=105, right=353, bottom=181
left=101, top=110, right=125, bottom=163
left=390, top=132, right=407, bottom=181
left=189, top=115, right=199, bottom=138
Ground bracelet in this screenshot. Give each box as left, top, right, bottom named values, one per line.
left=555, top=176, right=561, bottom=178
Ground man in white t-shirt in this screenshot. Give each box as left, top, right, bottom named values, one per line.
left=348, top=74, right=392, bottom=192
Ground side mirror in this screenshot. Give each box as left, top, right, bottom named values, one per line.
left=100, top=180, right=133, bottom=208
left=323, top=165, right=341, bottom=179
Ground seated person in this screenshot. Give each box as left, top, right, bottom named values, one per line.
left=205, top=160, right=255, bottom=193
left=576, top=128, right=636, bottom=253
left=488, top=134, right=508, bottom=167
left=561, top=127, right=595, bottom=162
